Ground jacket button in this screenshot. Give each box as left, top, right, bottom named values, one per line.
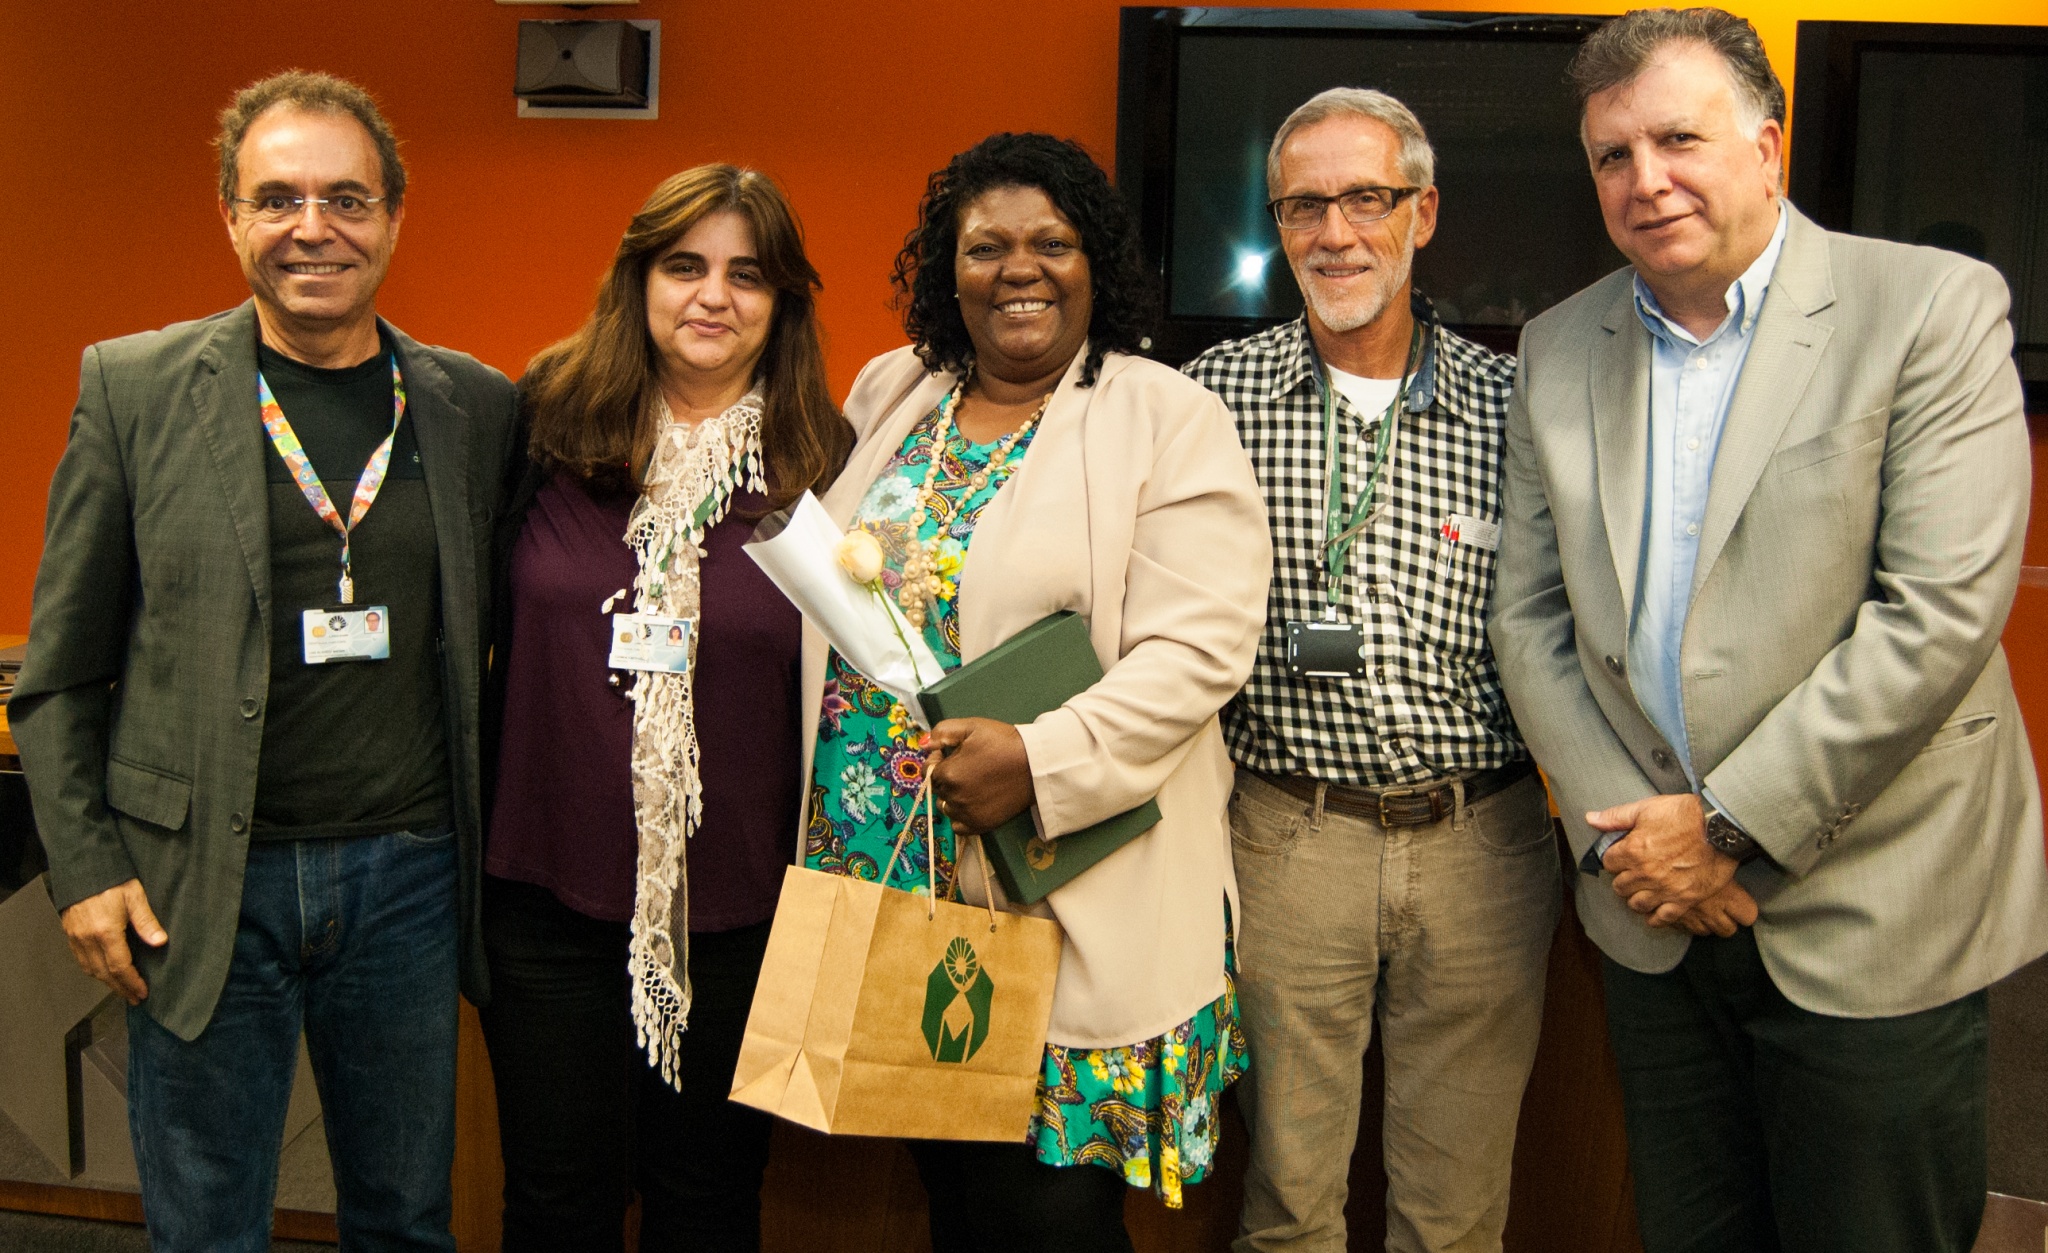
left=230, top=813, right=248, bottom=833
left=240, top=697, right=260, bottom=719
left=1604, top=655, right=1624, bottom=675
left=1652, top=748, right=1674, bottom=769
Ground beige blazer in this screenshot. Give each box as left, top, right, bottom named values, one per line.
left=1491, top=205, right=2048, bottom=1017
left=799, top=345, right=1270, bottom=1047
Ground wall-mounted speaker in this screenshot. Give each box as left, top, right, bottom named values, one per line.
left=515, top=20, right=651, bottom=109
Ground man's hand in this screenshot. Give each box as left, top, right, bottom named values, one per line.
left=1654, top=879, right=1759, bottom=937
left=927, top=718, right=1035, bottom=837
left=1595, top=793, right=1739, bottom=927
left=60, top=878, right=166, bottom=1005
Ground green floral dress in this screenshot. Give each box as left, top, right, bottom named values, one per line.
left=806, top=400, right=1248, bottom=1208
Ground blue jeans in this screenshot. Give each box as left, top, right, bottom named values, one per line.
left=127, top=828, right=460, bottom=1253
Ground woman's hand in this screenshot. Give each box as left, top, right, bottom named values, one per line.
left=926, top=717, right=1035, bottom=836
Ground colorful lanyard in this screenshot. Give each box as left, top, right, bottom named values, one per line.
left=1319, top=321, right=1422, bottom=613
left=257, top=356, right=407, bottom=605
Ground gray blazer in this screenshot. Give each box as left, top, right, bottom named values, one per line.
left=13, top=301, right=519, bottom=1040
left=1490, top=206, right=2048, bottom=1018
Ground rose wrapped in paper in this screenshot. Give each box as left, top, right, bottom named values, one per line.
left=834, top=529, right=886, bottom=584
left=745, top=492, right=943, bottom=723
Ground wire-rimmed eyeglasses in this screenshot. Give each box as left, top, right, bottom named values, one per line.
left=230, top=193, right=388, bottom=224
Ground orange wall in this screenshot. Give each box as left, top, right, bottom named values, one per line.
left=2, top=0, right=2042, bottom=637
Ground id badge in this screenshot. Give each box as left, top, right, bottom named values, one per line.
left=607, top=614, right=693, bottom=673
left=302, top=606, right=392, bottom=664
left=1285, top=619, right=1366, bottom=678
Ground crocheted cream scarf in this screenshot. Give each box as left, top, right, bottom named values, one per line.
left=622, top=390, right=765, bottom=1088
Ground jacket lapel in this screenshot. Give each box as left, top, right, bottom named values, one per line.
left=1591, top=286, right=1652, bottom=630
left=389, top=323, right=475, bottom=650
left=824, top=368, right=954, bottom=524
left=1691, top=207, right=1836, bottom=596
left=193, top=301, right=273, bottom=632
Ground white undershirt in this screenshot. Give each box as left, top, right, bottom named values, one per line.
left=1326, top=365, right=1403, bottom=425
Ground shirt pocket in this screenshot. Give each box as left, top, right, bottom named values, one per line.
left=1406, top=530, right=1499, bottom=666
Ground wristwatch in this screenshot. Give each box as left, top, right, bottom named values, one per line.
left=1701, top=798, right=1760, bottom=862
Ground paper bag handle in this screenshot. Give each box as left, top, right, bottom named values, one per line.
left=879, top=775, right=999, bottom=931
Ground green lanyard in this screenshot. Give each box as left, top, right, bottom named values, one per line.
left=1320, top=321, right=1423, bottom=613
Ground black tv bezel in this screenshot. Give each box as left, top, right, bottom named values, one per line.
left=1115, top=6, right=1609, bottom=366
left=1789, top=19, right=2048, bottom=413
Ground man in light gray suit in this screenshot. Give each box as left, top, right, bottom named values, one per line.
left=13, top=71, right=516, bottom=1250
left=1490, top=9, right=2048, bottom=1251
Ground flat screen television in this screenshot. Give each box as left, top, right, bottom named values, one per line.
left=1116, top=7, right=1622, bottom=365
left=1789, top=20, right=2048, bottom=413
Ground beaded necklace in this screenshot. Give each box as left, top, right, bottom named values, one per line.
left=895, top=380, right=1051, bottom=629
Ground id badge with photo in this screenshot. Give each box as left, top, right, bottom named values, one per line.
left=1285, top=618, right=1366, bottom=679
left=608, top=614, right=694, bottom=673
left=302, top=605, right=392, bottom=664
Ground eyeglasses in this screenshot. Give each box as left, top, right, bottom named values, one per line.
left=1268, top=186, right=1421, bottom=232
left=231, top=193, right=387, bottom=224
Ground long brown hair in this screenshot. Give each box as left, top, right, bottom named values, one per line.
left=523, top=165, right=850, bottom=505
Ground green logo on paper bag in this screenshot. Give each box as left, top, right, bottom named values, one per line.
left=922, top=937, right=993, bottom=1062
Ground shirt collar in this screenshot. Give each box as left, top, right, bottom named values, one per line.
left=1270, top=289, right=1444, bottom=419
left=1632, top=202, right=1788, bottom=349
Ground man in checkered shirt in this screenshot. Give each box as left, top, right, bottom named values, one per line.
left=1182, top=88, right=1561, bottom=1253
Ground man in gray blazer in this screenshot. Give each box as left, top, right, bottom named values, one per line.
left=13, top=71, right=516, bottom=1250
left=1490, top=9, right=2048, bottom=1251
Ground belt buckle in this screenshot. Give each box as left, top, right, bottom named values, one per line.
left=1376, top=782, right=1448, bottom=828
left=1377, top=785, right=1415, bottom=829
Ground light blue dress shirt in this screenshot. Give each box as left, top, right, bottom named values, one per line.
left=1596, top=206, right=1787, bottom=857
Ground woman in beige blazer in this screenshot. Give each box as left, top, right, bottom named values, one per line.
left=798, top=134, right=1269, bottom=1250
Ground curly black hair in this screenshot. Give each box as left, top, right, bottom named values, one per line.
left=891, top=133, right=1156, bottom=388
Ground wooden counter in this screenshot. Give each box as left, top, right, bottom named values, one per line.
left=0, top=633, right=22, bottom=768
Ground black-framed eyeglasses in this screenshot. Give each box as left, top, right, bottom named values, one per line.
left=1268, top=186, right=1421, bottom=232
left=231, top=193, right=387, bottom=224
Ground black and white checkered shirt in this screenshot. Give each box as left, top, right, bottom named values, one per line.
left=1182, top=299, right=1527, bottom=787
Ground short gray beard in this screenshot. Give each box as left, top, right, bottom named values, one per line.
left=1296, top=215, right=1419, bottom=334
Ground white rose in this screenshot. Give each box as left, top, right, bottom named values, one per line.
left=835, top=528, right=886, bottom=584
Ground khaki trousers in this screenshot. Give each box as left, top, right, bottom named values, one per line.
left=1229, top=769, right=1560, bottom=1253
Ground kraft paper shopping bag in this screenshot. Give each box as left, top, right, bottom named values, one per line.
left=729, top=855, right=1061, bottom=1141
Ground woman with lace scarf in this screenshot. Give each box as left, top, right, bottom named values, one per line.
left=479, top=165, right=850, bottom=1252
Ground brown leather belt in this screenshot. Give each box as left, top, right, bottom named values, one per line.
left=1251, top=761, right=1535, bottom=829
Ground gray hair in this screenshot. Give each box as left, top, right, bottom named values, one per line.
left=1266, top=87, right=1436, bottom=198
left=216, top=70, right=407, bottom=210
left=1567, top=8, right=1786, bottom=140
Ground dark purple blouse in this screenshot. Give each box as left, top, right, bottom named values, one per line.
left=486, top=473, right=801, bottom=929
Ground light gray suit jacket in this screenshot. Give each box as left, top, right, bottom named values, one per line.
left=1490, top=205, right=2048, bottom=1017
left=13, top=301, right=519, bottom=1039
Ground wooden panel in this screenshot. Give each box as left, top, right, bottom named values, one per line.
left=451, top=998, right=504, bottom=1253
left=1504, top=883, right=1643, bottom=1253
left=760, top=1127, right=932, bottom=1252
left=0, top=1180, right=338, bottom=1243
left=1973, top=1193, right=2048, bottom=1253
